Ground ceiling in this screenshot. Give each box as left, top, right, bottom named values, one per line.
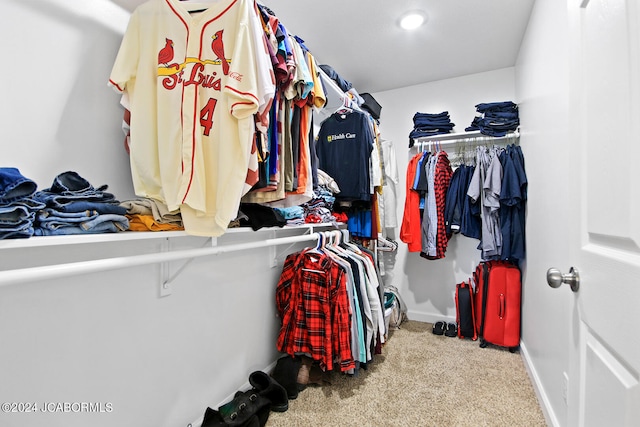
left=111, top=0, right=536, bottom=93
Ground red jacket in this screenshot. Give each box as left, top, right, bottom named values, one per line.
left=400, top=153, right=424, bottom=252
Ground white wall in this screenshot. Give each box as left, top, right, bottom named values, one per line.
left=2, top=0, right=135, bottom=200
left=515, top=0, right=572, bottom=425
left=372, top=68, right=516, bottom=323
left=0, top=230, right=312, bottom=427
left=0, top=2, right=302, bottom=426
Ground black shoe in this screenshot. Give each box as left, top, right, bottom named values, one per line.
left=432, top=321, right=446, bottom=335
left=271, top=356, right=301, bottom=400
left=444, top=322, right=458, bottom=337
left=201, top=407, right=225, bottom=427
left=202, top=406, right=261, bottom=427
left=218, top=390, right=268, bottom=427
left=249, top=370, right=289, bottom=412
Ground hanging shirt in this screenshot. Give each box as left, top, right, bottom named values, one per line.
left=322, top=246, right=365, bottom=367
left=422, top=153, right=439, bottom=256
left=499, top=145, right=527, bottom=261
left=400, top=152, right=424, bottom=252
left=433, top=152, right=453, bottom=258
left=316, top=110, right=374, bottom=202
left=379, top=138, right=399, bottom=229
left=275, top=249, right=355, bottom=372
left=108, top=0, right=275, bottom=237
left=468, top=146, right=503, bottom=259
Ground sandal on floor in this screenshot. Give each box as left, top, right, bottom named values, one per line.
left=432, top=321, right=446, bottom=335
left=445, top=322, right=457, bottom=337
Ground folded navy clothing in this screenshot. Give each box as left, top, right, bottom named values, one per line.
left=484, top=111, right=519, bottom=120
left=465, top=116, right=482, bottom=132
left=413, top=113, right=452, bottom=126
left=409, top=111, right=456, bottom=147
left=410, top=128, right=454, bottom=138
left=413, top=111, right=450, bottom=120
left=482, top=119, right=520, bottom=129
left=475, top=101, right=518, bottom=113
left=413, top=122, right=455, bottom=131
left=467, top=101, right=520, bottom=136
left=477, top=126, right=519, bottom=137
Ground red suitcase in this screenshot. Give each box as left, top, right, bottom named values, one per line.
left=473, top=261, right=521, bottom=352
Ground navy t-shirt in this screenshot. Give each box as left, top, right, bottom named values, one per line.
left=316, top=110, right=374, bottom=201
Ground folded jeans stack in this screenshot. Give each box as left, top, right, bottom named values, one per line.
left=33, top=171, right=129, bottom=236
left=0, top=168, right=41, bottom=239
left=465, top=101, right=520, bottom=137
left=408, top=112, right=455, bottom=148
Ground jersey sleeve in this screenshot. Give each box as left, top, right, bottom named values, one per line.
left=223, top=8, right=263, bottom=120
left=108, top=10, right=140, bottom=94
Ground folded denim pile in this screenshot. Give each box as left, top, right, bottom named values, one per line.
left=33, top=171, right=129, bottom=236
left=0, top=168, right=41, bottom=239
left=408, top=111, right=455, bottom=148
left=465, top=101, right=520, bottom=137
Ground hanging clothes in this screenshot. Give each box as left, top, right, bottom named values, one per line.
left=275, top=232, right=386, bottom=372
left=444, top=164, right=481, bottom=240
left=379, top=138, right=399, bottom=233
left=421, top=151, right=453, bottom=259
left=467, top=146, right=504, bottom=259
left=242, top=17, right=325, bottom=208
left=108, top=0, right=275, bottom=237
left=498, top=144, right=527, bottom=261
left=400, top=152, right=425, bottom=252
left=402, top=139, right=526, bottom=262
left=276, top=248, right=354, bottom=372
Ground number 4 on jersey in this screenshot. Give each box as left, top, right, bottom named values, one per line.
left=200, top=98, right=218, bottom=136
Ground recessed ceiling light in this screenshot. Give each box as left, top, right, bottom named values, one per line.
left=399, top=11, right=427, bottom=31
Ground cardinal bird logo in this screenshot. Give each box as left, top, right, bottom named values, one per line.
left=211, top=30, right=230, bottom=75
left=158, top=38, right=174, bottom=67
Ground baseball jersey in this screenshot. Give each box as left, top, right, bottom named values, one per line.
left=108, top=0, right=275, bottom=236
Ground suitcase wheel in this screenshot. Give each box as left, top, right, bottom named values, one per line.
left=479, top=339, right=487, bottom=348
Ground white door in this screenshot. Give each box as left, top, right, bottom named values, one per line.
left=564, top=0, right=640, bottom=425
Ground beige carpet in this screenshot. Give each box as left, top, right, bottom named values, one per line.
left=266, top=320, right=546, bottom=427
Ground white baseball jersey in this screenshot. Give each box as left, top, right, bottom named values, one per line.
left=109, top=0, right=275, bottom=236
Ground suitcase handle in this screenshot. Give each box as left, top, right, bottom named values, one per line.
left=499, top=293, right=505, bottom=319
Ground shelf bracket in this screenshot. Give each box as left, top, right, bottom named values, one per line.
left=159, top=237, right=214, bottom=297
left=159, top=238, right=172, bottom=297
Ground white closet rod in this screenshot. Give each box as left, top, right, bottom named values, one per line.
left=414, top=130, right=519, bottom=151
left=0, top=232, right=322, bottom=288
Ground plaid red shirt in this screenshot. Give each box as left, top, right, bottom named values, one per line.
left=276, top=249, right=354, bottom=371
left=434, top=152, right=453, bottom=258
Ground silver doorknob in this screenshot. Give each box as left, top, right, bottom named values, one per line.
left=546, top=267, right=580, bottom=292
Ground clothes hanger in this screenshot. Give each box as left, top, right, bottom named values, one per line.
left=306, top=232, right=324, bottom=254
left=179, top=0, right=208, bottom=14
left=334, top=95, right=353, bottom=117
